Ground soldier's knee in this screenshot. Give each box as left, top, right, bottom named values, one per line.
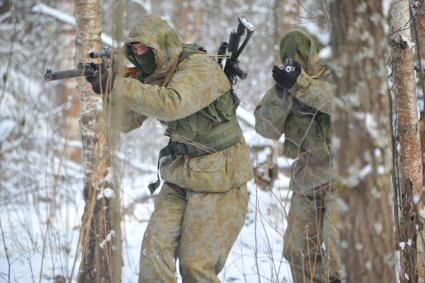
left=214, top=257, right=226, bottom=274
left=139, top=233, right=176, bottom=282
left=283, top=246, right=298, bottom=263
left=179, top=255, right=209, bottom=281
left=142, top=229, right=161, bottom=254
left=140, top=230, right=167, bottom=271
left=283, top=244, right=309, bottom=266
left=179, top=256, right=196, bottom=274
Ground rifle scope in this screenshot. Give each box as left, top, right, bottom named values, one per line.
left=89, top=47, right=112, bottom=59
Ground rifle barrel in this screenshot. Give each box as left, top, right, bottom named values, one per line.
left=44, top=63, right=94, bottom=81
left=44, top=69, right=85, bottom=81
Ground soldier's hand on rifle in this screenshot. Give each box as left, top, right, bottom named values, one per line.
left=85, top=62, right=115, bottom=94
left=272, top=61, right=301, bottom=90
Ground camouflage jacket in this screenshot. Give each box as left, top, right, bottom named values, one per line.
left=108, top=15, right=253, bottom=193
left=254, top=70, right=334, bottom=194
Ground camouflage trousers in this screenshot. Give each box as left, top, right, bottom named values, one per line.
left=138, top=182, right=248, bottom=283
left=284, top=185, right=341, bottom=283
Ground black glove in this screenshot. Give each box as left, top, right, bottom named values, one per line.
left=272, top=61, right=301, bottom=90
left=85, top=62, right=115, bottom=94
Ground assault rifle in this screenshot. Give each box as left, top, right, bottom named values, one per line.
left=217, top=15, right=255, bottom=104
left=45, top=15, right=255, bottom=84
left=282, top=57, right=296, bottom=73
left=44, top=48, right=137, bottom=81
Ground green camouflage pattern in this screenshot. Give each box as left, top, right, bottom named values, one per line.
left=105, top=103, right=147, bottom=134
left=112, top=15, right=253, bottom=193
left=108, top=15, right=253, bottom=282
left=114, top=53, right=232, bottom=121
left=254, top=30, right=340, bottom=282
left=254, top=80, right=333, bottom=194
left=290, top=69, right=335, bottom=115
left=284, top=188, right=340, bottom=282
left=280, top=30, right=325, bottom=80
left=160, top=139, right=252, bottom=193
left=139, top=182, right=248, bottom=282
left=254, top=35, right=334, bottom=194
left=125, top=15, right=183, bottom=81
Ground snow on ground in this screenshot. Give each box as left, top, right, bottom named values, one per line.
left=0, top=115, right=293, bottom=282
left=118, top=164, right=293, bottom=282
left=220, top=179, right=293, bottom=283
left=0, top=158, right=293, bottom=282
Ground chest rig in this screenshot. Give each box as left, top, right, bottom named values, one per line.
left=148, top=44, right=243, bottom=193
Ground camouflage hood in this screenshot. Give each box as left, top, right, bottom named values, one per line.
left=125, top=15, right=183, bottom=79
left=279, top=30, right=325, bottom=77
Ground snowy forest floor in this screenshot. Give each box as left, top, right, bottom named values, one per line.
left=0, top=131, right=294, bottom=283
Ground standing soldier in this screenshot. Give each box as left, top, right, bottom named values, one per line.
left=86, top=15, right=253, bottom=282
left=254, top=30, right=341, bottom=282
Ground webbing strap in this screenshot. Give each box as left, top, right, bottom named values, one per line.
left=147, top=142, right=213, bottom=194
left=147, top=121, right=242, bottom=194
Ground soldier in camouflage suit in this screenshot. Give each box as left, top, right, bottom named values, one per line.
left=254, top=30, right=341, bottom=282
left=87, top=15, right=253, bottom=282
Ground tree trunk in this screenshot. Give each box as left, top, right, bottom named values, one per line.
left=273, top=0, right=300, bottom=63
left=412, top=1, right=425, bottom=282
left=75, top=0, right=120, bottom=282
left=390, top=1, right=424, bottom=282
left=0, top=0, right=10, bottom=15
left=330, top=1, right=395, bottom=282
left=175, top=0, right=202, bottom=42
left=57, top=2, right=81, bottom=163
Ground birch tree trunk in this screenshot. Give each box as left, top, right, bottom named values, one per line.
left=75, top=0, right=120, bottom=282
left=330, top=1, right=395, bottom=282
left=390, top=1, right=425, bottom=282
left=412, top=0, right=425, bottom=283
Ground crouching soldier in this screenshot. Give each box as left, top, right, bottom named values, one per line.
left=254, top=30, right=341, bottom=282
left=87, top=15, right=253, bottom=282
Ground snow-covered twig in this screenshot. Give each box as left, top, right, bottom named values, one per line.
left=0, top=220, right=11, bottom=283
left=31, top=3, right=114, bottom=47
left=0, top=119, right=16, bottom=144
left=254, top=188, right=262, bottom=283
